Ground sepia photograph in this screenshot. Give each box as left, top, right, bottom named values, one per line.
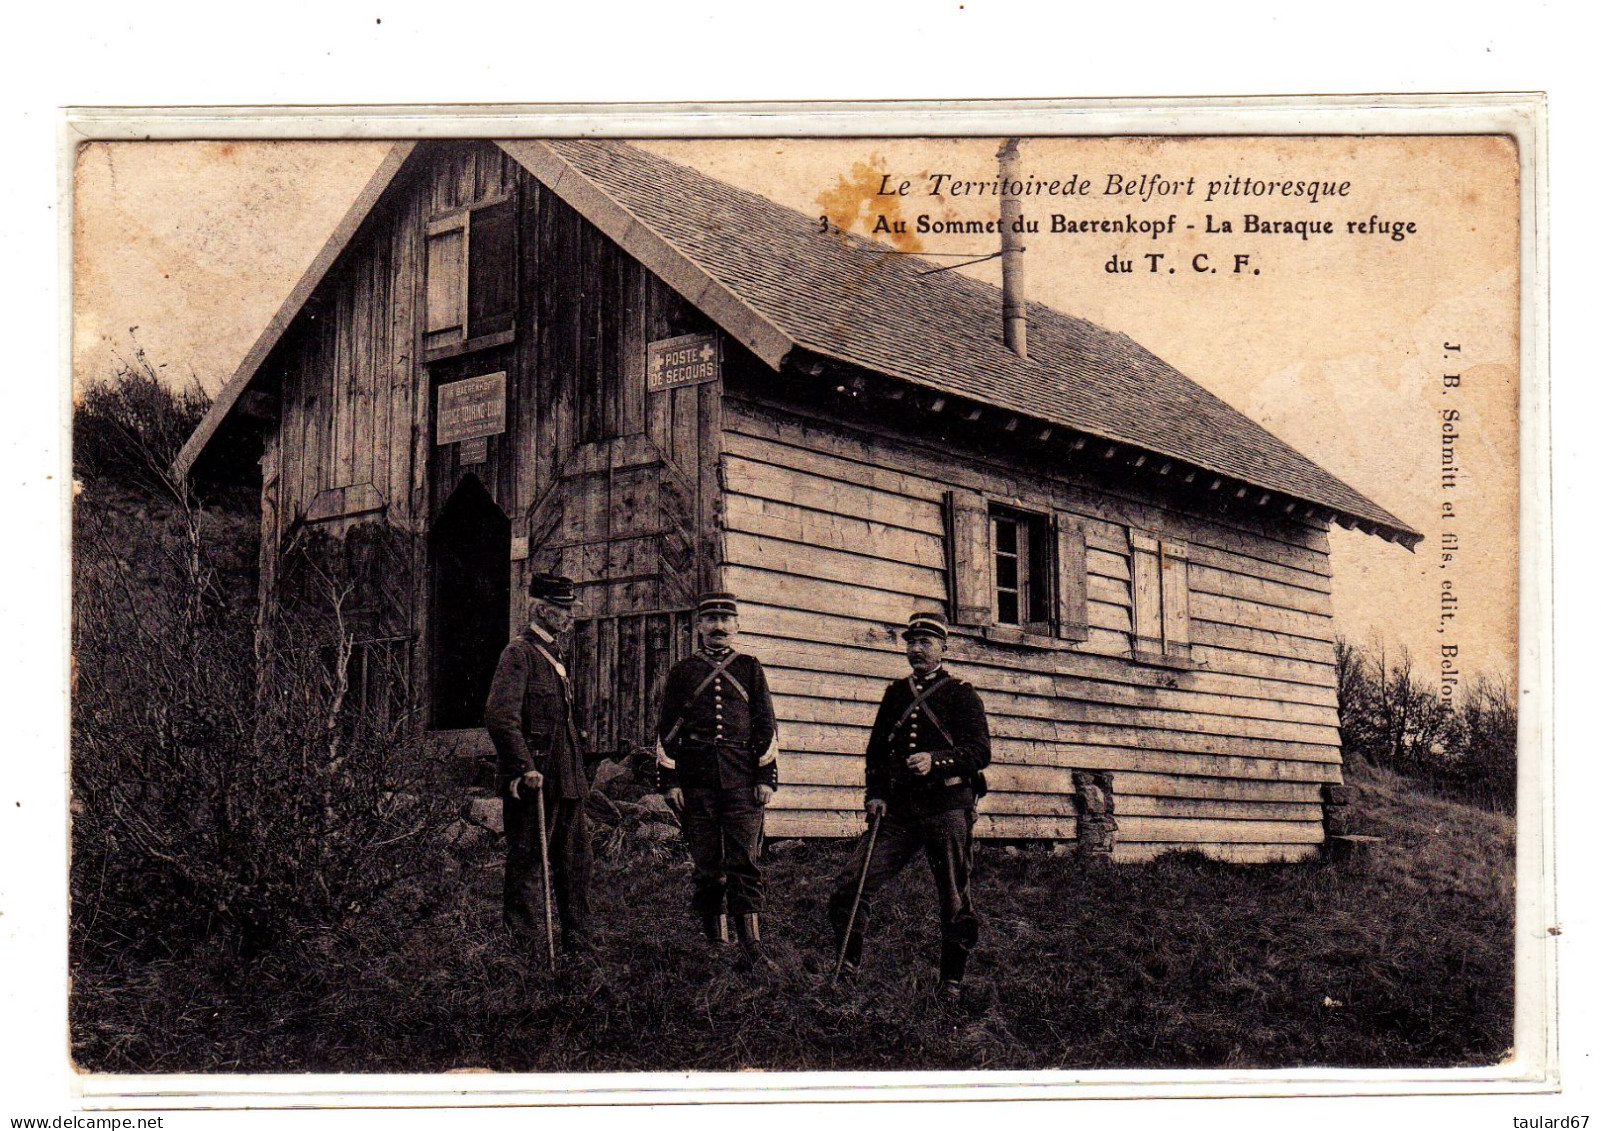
left=64, top=108, right=1537, bottom=1094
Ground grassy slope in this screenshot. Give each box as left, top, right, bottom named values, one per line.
left=72, top=760, right=1514, bottom=1074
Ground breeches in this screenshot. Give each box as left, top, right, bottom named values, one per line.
left=503, top=787, right=593, bottom=940
left=826, top=806, right=978, bottom=981
left=680, top=785, right=766, bottom=915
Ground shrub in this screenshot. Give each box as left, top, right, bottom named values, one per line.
left=1334, top=637, right=1516, bottom=812
left=73, top=338, right=209, bottom=500
left=71, top=355, right=460, bottom=975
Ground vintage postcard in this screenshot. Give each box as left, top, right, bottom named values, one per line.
left=63, top=98, right=1547, bottom=1104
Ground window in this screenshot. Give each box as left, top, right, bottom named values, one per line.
left=1130, top=530, right=1191, bottom=665
left=944, top=489, right=1090, bottom=642
left=991, top=508, right=1051, bottom=629
left=424, top=197, right=517, bottom=359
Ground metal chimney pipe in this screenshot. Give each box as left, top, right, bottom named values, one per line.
left=998, top=138, right=1027, bottom=359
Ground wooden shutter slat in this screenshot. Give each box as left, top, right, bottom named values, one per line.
left=1054, top=513, right=1090, bottom=642
left=1131, top=530, right=1163, bottom=658
left=945, top=489, right=993, bottom=627
left=424, top=224, right=466, bottom=344
left=1161, top=538, right=1191, bottom=655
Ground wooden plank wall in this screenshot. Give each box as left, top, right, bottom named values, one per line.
left=265, top=140, right=728, bottom=748
left=571, top=609, right=697, bottom=758
left=721, top=396, right=1341, bottom=863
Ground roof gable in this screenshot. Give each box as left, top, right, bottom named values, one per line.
left=176, top=138, right=1416, bottom=546
left=526, top=140, right=1416, bottom=545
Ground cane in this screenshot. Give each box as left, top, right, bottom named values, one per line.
left=534, top=781, right=558, bottom=973
left=831, top=809, right=882, bottom=985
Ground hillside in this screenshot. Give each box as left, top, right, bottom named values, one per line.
left=71, top=751, right=1515, bottom=1073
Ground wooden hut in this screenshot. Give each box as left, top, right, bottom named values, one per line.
left=177, top=139, right=1419, bottom=862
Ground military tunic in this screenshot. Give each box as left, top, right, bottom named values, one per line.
left=657, top=647, right=779, bottom=915
left=829, top=666, right=991, bottom=983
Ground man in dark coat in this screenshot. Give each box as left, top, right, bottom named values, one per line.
left=485, top=572, right=594, bottom=960
left=656, top=592, right=780, bottom=964
left=826, top=610, right=990, bottom=1002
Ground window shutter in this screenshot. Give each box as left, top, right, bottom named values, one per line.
left=945, top=489, right=993, bottom=627
left=1160, top=539, right=1191, bottom=658
left=1053, top=513, right=1090, bottom=642
left=1130, top=530, right=1163, bottom=659
left=467, top=199, right=517, bottom=338
left=1131, top=530, right=1190, bottom=662
left=424, top=213, right=467, bottom=352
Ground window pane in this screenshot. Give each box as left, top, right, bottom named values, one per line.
left=994, top=518, right=1018, bottom=554
left=997, top=591, right=1019, bottom=625
left=996, top=555, right=1018, bottom=590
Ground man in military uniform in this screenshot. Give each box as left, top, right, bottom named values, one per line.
left=657, top=592, right=780, bottom=964
left=485, top=572, right=595, bottom=961
left=826, top=610, right=990, bottom=1002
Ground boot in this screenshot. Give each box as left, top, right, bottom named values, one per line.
left=701, top=913, right=731, bottom=950
left=736, top=912, right=779, bottom=971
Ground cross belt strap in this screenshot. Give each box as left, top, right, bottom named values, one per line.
left=662, top=652, right=749, bottom=747
left=886, top=676, right=957, bottom=748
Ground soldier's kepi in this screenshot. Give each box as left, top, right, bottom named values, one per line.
left=826, top=610, right=991, bottom=1003
left=657, top=592, right=780, bottom=967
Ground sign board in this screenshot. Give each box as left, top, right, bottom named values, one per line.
left=436, top=372, right=507, bottom=445
left=458, top=436, right=488, bottom=464
left=647, top=333, right=721, bottom=392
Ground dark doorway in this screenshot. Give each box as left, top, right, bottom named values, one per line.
left=430, top=474, right=511, bottom=729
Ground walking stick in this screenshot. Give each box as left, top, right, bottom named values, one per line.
left=831, top=810, right=882, bottom=984
left=534, top=782, right=558, bottom=973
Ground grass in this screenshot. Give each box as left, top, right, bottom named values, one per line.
left=70, top=761, right=1514, bottom=1074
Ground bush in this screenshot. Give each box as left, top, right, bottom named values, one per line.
left=73, top=338, right=209, bottom=500
left=1334, top=637, right=1516, bottom=812
left=71, top=358, right=460, bottom=978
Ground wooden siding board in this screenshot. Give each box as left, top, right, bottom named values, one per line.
left=777, top=718, right=1344, bottom=777
left=734, top=604, right=1339, bottom=705
left=725, top=493, right=948, bottom=571
left=767, top=689, right=1340, bottom=750
left=763, top=659, right=1338, bottom=730
left=723, top=401, right=1337, bottom=565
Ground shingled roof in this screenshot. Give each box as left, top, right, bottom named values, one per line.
left=520, top=140, right=1417, bottom=546
left=179, top=138, right=1417, bottom=546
